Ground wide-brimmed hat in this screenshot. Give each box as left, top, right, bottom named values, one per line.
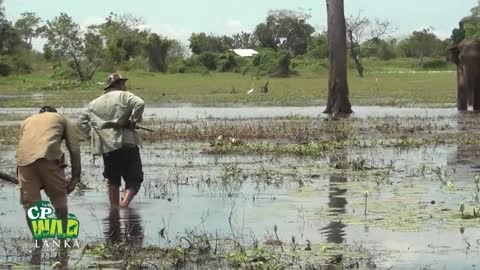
left=104, top=73, right=128, bottom=90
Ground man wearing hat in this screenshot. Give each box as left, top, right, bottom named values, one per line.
left=78, top=74, right=145, bottom=208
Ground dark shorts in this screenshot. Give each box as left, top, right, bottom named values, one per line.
left=103, top=146, right=144, bottom=194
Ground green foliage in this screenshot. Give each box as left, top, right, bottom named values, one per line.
left=198, top=52, right=217, bottom=70
left=189, top=32, right=233, bottom=54
left=396, top=28, right=445, bottom=66
left=451, top=22, right=466, bottom=44
left=0, top=19, right=22, bottom=54
left=254, top=9, right=315, bottom=55
left=307, top=33, right=328, bottom=59
left=363, top=39, right=397, bottom=60
left=231, top=32, right=257, bottom=49
left=217, top=53, right=238, bottom=72
left=84, top=29, right=104, bottom=62
left=121, top=56, right=147, bottom=71
left=461, top=1, right=480, bottom=39
left=44, top=13, right=100, bottom=81
left=421, top=59, right=449, bottom=70
left=144, top=33, right=172, bottom=72
left=0, top=61, right=11, bottom=76
left=28, top=79, right=99, bottom=91
left=14, top=12, right=45, bottom=49
left=96, top=13, right=148, bottom=65
left=251, top=48, right=292, bottom=76
left=44, top=13, right=83, bottom=61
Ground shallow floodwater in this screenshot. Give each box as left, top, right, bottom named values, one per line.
left=0, top=106, right=459, bottom=121
left=1, top=142, right=480, bottom=268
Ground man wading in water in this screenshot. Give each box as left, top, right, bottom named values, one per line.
left=79, top=74, right=145, bottom=208
left=17, top=106, right=81, bottom=236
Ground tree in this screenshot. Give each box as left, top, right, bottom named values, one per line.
left=0, top=19, right=21, bottom=55
left=307, top=32, right=329, bottom=59
left=96, top=13, right=148, bottom=65
left=44, top=13, right=99, bottom=81
left=189, top=32, right=232, bottom=54
left=452, top=21, right=466, bottom=45
left=400, top=28, right=443, bottom=66
left=14, top=12, right=45, bottom=49
left=144, top=33, right=172, bottom=72
left=362, top=38, right=397, bottom=60
left=453, top=1, right=480, bottom=41
left=254, top=9, right=315, bottom=55
left=84, top=27, right=105, bottom=62
left=0, top=0, right=4, bottom=20
left=324, top=0, right=352, bottom=115
left=346, top=12, right=395, bottom=77
left=231, top=32, right=257, bottom=49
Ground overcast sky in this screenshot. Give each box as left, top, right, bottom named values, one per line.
left=3, top=0, right=477, bottom=50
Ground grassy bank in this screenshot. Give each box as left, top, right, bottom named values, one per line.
left=0, top=58, right=457, bottom=108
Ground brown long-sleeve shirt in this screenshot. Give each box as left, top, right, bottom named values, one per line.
left=16, top=112, right=81, bottom=180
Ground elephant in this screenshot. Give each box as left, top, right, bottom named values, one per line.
left=449, top=39, right=480, bottom=111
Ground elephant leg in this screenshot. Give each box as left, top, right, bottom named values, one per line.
left=474, top=84, right=480, bottom=112
left=468, top=89, right=474, bottom=106
left=458, top=86, right=468, bottom=111
left=457, top=65, right=468, bottom=111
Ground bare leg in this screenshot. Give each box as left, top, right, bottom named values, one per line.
left=109, top=185, right=120, bottom=207
left=25, top=212, right=35, bottom=237
left=119, top=188, right=136, bottom=208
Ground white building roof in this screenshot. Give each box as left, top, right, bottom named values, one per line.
left=231, top=49, right=259, bottom=57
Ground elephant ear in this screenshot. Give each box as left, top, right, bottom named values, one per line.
left=448, top=45, right=460, bottom=65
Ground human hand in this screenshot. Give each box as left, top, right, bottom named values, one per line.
left=125, top=120, right=137, bottom=130
left=101, top=122, right=122, bottom=129
left=66, top=177, right=80, bottom=194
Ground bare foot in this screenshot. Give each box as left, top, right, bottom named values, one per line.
left=119, top=200, right=129, bottom=208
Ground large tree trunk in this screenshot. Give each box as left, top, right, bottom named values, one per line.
left=324, top=0, right=353, bottom=115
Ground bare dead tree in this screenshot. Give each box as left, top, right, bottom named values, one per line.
left=346, top=11, right=396, bottom=77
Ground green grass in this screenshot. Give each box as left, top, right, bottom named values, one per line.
left=0, top=59, right=457, bottom=108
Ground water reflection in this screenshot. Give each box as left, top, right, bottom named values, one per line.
left=104, top=208, right=144, bottom=247
left=450, top=114, right=480, bottom=171
left=321, top=174, right=348, bottom=244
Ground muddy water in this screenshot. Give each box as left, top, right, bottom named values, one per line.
left=1, top=143, right=480, bottom=268
left=0, top=106, right=459, bottom=121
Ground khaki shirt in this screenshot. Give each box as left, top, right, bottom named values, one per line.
left=17, top=112, right=81, bottom=179
left=78, top=90, right=145, bottom=155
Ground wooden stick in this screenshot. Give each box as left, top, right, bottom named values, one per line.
left=0, top=171, right=18, bottom=185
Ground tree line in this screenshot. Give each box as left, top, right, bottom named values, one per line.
left=0, top=0, right=477, bottom=80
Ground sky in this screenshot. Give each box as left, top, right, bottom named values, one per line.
left=3, top=0, right=478, bottom=50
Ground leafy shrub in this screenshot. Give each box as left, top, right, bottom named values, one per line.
left=0, top=63, right=12, bottom=76
left=121, top=57, right=148, bottom=71
left=28, top=80, right=100, bottom=91
left=422, top=59, right=449, bottom=70
left=250, top=49, right=292, bottom=76
left=198, top=52, right=217, bottom=70
left=217, top=53, right=237, bottom=72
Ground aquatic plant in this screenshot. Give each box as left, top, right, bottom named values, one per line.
left=460, top=202, right=465, bottom=218
left=475, top=175, right=480, bottom=192
left=364, top=190, right=369, bottom=217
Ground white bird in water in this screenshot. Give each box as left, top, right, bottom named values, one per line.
left=247, top=83, right=255, bottom=95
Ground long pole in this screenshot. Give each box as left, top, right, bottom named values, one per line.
left=0, top=171, right=18, bottom=185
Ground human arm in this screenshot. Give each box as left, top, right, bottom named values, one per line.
left=123, top=91, right=145, bottom=127
left=78, top=109, right=91, bottom=140
left=64, top=118, right=82, bottom=191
